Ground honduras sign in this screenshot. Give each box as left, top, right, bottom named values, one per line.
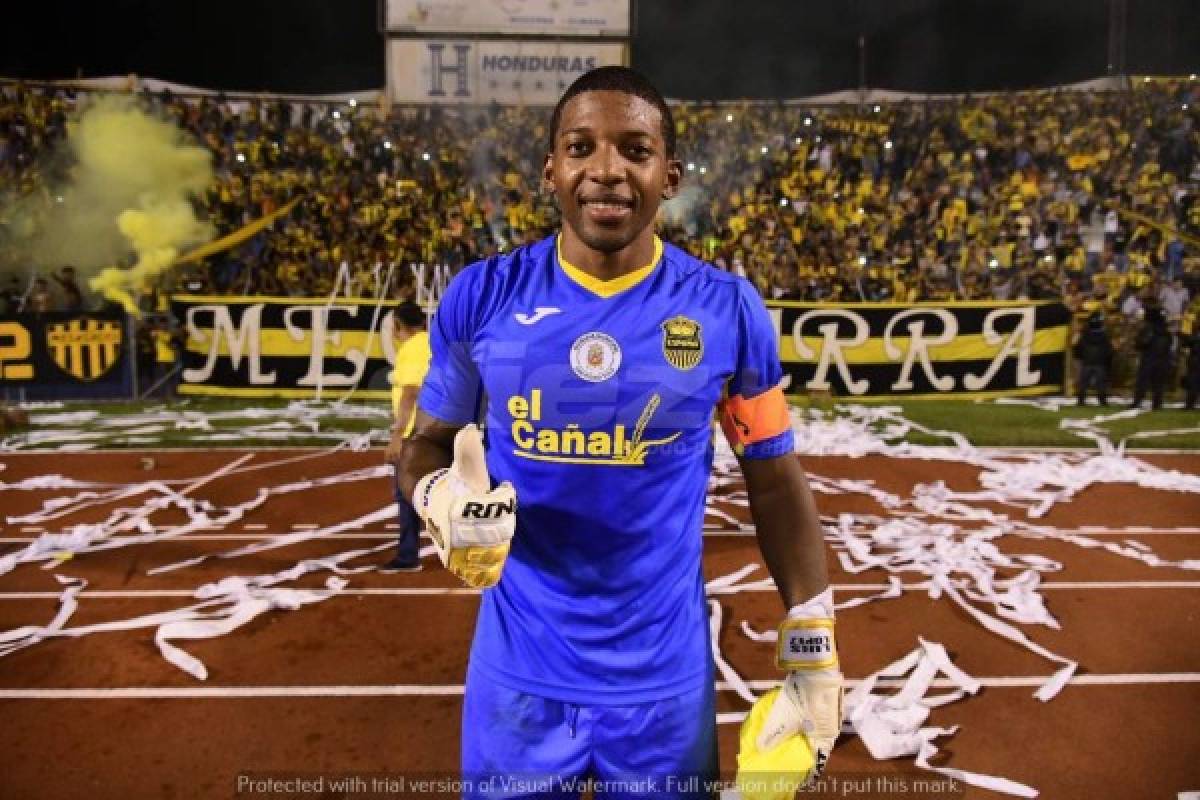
left=387, top=39, right=627, bottom=105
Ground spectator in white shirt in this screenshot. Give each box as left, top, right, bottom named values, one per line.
left=1121, top=288, right=1143, bottom=319
left=1159, top=277, right=1190, bottom=326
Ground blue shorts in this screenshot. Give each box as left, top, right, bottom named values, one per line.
left=462, top=666, right=718, bottom=800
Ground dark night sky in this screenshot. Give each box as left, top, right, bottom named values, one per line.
left=3, top=0, right=1198, bottom=97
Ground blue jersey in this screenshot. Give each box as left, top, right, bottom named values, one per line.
left=419, top=234, right=793, bottom=704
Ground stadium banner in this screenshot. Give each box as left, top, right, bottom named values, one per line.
left=0, top=312, right=133, bottom=401
left=387, top=39, right=626, bottom=105
left=766, top=301, right=1071, bottom=399
left=171, top=296, right=401, bottom=399
left=385, top=0, right=630, bottom=37
left=174, top=297, right=1068, bottom=400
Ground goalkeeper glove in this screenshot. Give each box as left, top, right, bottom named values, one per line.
left=412, top=424, right=516, bottom=588
left=736, top=588, right=844, bottom=800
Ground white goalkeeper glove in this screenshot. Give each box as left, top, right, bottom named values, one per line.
left=412, top=424, right=517, bottom=588
left=736, top=588, right=844, bottom=800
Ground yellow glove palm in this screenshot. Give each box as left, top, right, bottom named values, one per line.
left=736, top=684, right=819, bottom=800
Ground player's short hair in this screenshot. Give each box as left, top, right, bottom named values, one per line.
left=394, top=301, right=426, bottom=330
left=549, top=66, right=676, bottom=159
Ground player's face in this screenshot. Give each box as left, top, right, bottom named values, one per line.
left=544, top=90, right=681, bottom=255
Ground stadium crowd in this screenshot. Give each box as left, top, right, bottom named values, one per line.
left=1, top=76, right=1199, bottom=383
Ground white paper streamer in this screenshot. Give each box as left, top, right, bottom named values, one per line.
left=846, top=638, right=1039, bottom=797
left=2, top=401, right=394, bottom=452
left=0, top=460, right=391, bottom=578
left=708, top=599, right=758, bottom=706
left=155, top=579, right=348, bottom=680
left=150, top=503, right=398, bottom=575
left=0, top=530, right=422, bottom=679
left=0, top=575, right=87, bottom=657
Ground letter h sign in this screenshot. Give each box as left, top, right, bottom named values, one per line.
left=427, top=44, right=471, bottom=97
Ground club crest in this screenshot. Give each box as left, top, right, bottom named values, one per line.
left=46, top=318, right=123, bottom=381
left=661, top=315, right=703, bottom=371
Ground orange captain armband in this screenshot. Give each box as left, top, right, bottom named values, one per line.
left=718, top=385, right=791, bottom=451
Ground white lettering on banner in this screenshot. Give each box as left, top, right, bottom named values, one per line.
left=964, top=307, right=1041, bottom=390
left=411, top=263, right=454, bottom=309
left=884, top=309, right=958, bottom=391
left=183, top=305, right=277, bottom=384
left=283, top=306, right=368, bottom=388
left=793, top=309, right=870, bottom=395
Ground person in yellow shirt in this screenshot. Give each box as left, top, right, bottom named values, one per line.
left=382, top=301, right=432, bottom=572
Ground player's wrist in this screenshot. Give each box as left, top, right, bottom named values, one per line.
left=786, top=587, right=834, bottom=620
left=778, top=587, right=838, bottom=672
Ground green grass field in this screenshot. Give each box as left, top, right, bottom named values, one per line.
left=3, top=394, right=1197, bottom=451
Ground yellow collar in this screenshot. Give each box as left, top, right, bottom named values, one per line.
left=556, top=235, right=663, bottom=299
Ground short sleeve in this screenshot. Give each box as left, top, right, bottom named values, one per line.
left=728, top=277, right=784, bottom=398
left=417, top=266, right=484, bottom=425
left=724, top=278, right=794, bottom=460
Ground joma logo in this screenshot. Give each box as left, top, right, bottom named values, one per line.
left=461, top=499, right=515, bottom=519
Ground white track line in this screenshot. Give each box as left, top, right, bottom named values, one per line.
left=1076, top=526, right=1200, bottom=535
left=1, top=445, right=1195, bottom=454
left=5, top=526, right=1199, bottom=542
left=704, top=526, right=1200, bottom=536
left=0, top=447, right=327, bottom=454
left=0, top=580, right=1197, bottom=601
left=0, top=534, right=398, bottom=543
left=977, top=446, right=1200, bottom=455
left=706, top=580, right=1200, bottom=592
left=2, top=673, right=1197, bottom=700
left=699, top=529, right=1200, bottom=538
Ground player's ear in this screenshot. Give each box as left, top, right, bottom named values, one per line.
left=662, top=158, right=683, bottom=200
left=541, top=153, right=556, bottom=195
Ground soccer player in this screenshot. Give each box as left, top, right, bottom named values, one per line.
left=396, top=67, right=840, bottom=798
left=382, top=301, right=431, bottom=572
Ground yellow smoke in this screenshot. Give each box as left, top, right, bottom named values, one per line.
left=92, top=199, right=208, bottom=314
left=23, top=95, right=213, bottom=315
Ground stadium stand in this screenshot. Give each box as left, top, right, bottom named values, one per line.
left=1, top=79, right=1197, bottom=354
